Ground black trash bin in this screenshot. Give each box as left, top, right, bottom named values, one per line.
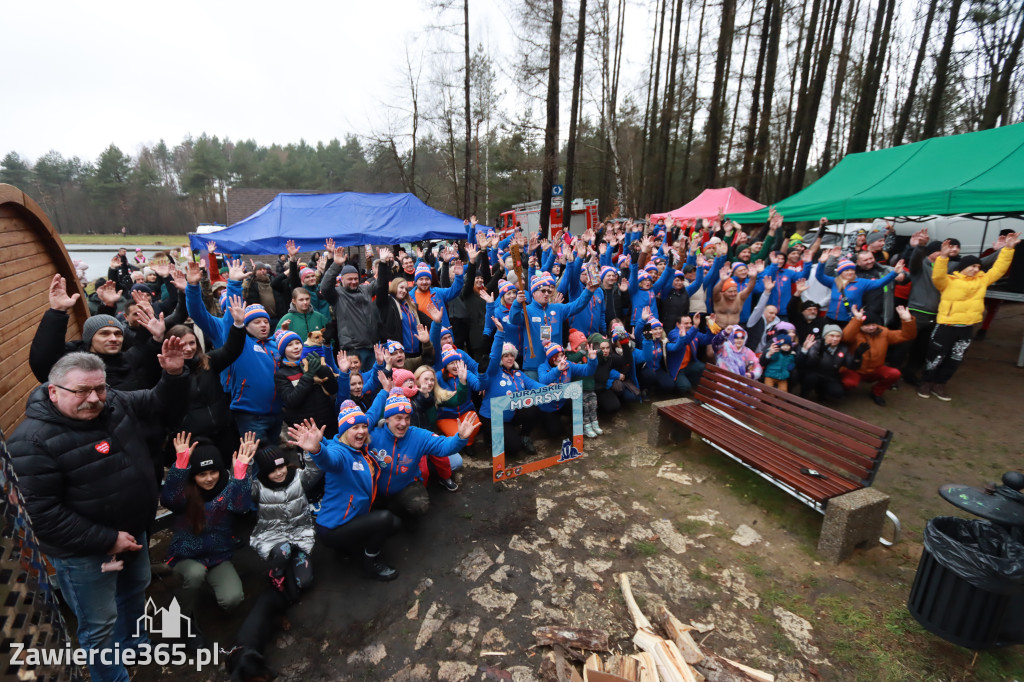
left=908, top=516, right=1024, bottom=649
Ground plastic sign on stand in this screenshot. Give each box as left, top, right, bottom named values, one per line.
left=488, top=381, right=584, bottom=482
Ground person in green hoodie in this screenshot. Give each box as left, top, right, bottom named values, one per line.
left=565, top=329, right=605, bottom=438
left=276, top=288, right=328, bottom=341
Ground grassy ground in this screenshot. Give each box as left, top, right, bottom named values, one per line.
left=59, top=234, right=188, bottom=245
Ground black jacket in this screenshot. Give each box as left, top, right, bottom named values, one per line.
left=798, top=340, right=853, bottom=377
left=180, top=323, right=246, bottom=439
left=658, top=286, right=691, bottom=330
left=274, top=360, right=339, bottom=436
left=8, top=370, right=189, bottom=557
left=29, top=309, right=161, bottom=390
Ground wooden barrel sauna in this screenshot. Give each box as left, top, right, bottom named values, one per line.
left=0, top=183, right=88, bottom=437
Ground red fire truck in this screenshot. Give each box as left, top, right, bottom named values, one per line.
left=498, top=198, right=600, bottom=241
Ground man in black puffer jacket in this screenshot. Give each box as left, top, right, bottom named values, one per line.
left=8, top=343, right=188, bottom=682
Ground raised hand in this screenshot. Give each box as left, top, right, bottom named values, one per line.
left=794, top=278, right=808, bottom=294
left=233, top=432, right=260, bottom=466
left=465, top=244, right=479, bottom=262
left=49, top=274, right=80, bottom=311
left=137, top=308, right=166, bottom=342
left=96, top=279, right=123, bottom=307
left=228, top=295, right=245, bottom=325
left=206, top=240, right=217, bottom=254
left=939, top=239, right=953, bottom=258
left=478, top=289, right=494, bottom=304
left=324, top=237, right=336, bottom=254
left=287, top=420, right=326, bottom=454
left=641, top=306, right=652, bottom=321
left=279, top=318, right=291, bottom=331
left=803, top=334, right=816, bottom=351
left=185, top=259, right=202, bottom=282
left=153, top=262, right=171, bottom=278
left=336, top=350, right=351, bottom=373
left=455, top=360, right=468, bottom=383
left=456, top=412, right=481, bottom=440
left=416, top=324, right=431, bottom=344
left=334, top=248, right=348, bottom=266
left=286, top=239, right=300, bottom=258
left=425, top=305, right=444, bottom=324
left=172, top=431, right=197, bottom=457
left=491, top=315, right=504, bottom=333
left=228, top=258, right=246, bottom=281
left=587, top=343, right=598, bottom=360
left=170, top=267, right=187, bottom=291
left=157, top=335, right=185, bottom=374
left=895, top=305, right=912, bottom=322
left=378, top=247, right=393, bottom=262
left=377, top=370, right=393, bottom=393
left=131, top=288, right=154, bottom=310
left=850, top=304, right=866, bottom=322
left=893, top=258, right=906, bottom=274
left=373, top=343, right=385, bottom=366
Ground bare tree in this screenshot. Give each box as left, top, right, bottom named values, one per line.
left=539, top=0, right=564, bottom=238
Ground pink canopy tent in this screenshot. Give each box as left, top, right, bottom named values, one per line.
left=650, top=187, right=765, bottom=222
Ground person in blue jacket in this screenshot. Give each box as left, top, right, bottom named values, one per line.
left=537, top=342, right=597, bottom=439
left=569, top=265, right=610, bottom=336
left=815, top=253, right=903, bottom=324
left=481, top=280, right=524, bottom=353
left=365, top=388, right=477, bottom=520
left=664, top=313, right=713, bottom=393
left=286, top=404, right=402, bottom=581
left=509, top=272, right=598, bottom=378
left=225, top=304, right=281, bottom=447
left=184, top=259, right=245, bottom=349
left=412, top=259, right=464, bottom=328
left=479, top=324, right=546, bottom=456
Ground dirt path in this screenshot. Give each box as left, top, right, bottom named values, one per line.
left=136, top=303, right=1024, bottom=682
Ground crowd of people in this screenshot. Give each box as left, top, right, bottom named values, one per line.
left=7, top=212, right=1020, bottom=682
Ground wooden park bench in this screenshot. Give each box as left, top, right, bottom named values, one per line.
left=648, top=363, right=901, bottom=562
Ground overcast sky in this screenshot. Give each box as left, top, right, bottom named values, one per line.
left=4, top=0, right=546, bottom=164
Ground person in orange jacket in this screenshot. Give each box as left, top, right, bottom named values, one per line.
left=839, top=304, right=916, bottom=406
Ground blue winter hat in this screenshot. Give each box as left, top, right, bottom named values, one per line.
left=383, top=388, right=413, bottom=418
left=337, top=400, right=368, bottom=433
left=544, top=343, right=564, bottom=362
left=277, top=331, right=302, bottom=356
left=415, top=262, right=432, bottom=281
left=243, top=304, right=270, bottom=325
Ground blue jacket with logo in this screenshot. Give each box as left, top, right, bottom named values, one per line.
left=226, top=335, right=280, bottom=415
left=815, top=266, right=898, bottom=322
left=366, top=391, right=467, bottom=496
left=309, top=437, right=379, bottom=529
left=480, top=331, right=546, bottom=420
left=539, top=356, right=597, bottom=412
left=665, top=326, right=714, bottom=380
left=509, top=288, right=594, bottom=371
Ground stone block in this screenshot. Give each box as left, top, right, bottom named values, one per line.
left=647, top=398, right=695, bottom=448
left=817, top=488, right=891, bottom=564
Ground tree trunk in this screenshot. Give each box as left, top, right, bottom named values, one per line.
left=790, top=0, right=842, bottom=192
left=703, top=0, right=736, bottom=188
left=681, top=0, right=708, bottom=198
left=739, top=0, right=772, bottom=191
left=748, top=0, right=780, bottom=201
left=655, top=0, right=684, bottom=210
left=539, top=0, right=563, bottom=238
left=848, top=0, right=896, bottom=153
left=779, top=0, right=823, bottom=196
left=724, top=0, right=758, bottom=181
left=893, top=0, right=937, bottom=144
left=922, top=0, right=962, bottom=139
left=980, top=5, right=1024, bottom=129
left=820, top=0, right=858, bottom=172
left=564, top=0, right=588, bottom=234
left=643, top=0, right=670, bottom=212
left=463, top=0, right=472, bottom=217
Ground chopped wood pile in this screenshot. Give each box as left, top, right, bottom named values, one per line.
left=533, top=574, right=774, bottom=682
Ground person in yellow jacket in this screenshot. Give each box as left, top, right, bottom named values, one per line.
left=919, top=232, right=1020, bottom=400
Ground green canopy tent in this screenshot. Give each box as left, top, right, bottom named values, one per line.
left=726, top=123, right=1024, bottom=224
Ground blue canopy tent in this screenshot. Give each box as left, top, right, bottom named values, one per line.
left=187, top=192, right=471, bottom=254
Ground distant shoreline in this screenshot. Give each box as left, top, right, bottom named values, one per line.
left=59, top=234, right=189, bottom=246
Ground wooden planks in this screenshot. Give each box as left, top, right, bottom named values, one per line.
left=0, top=184, right=87, bottom=436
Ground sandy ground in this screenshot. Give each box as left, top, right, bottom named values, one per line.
left=130, top=302, right=1024, bottom=682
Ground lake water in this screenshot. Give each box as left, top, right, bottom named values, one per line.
left=61, top=243, right=189, bottom=283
